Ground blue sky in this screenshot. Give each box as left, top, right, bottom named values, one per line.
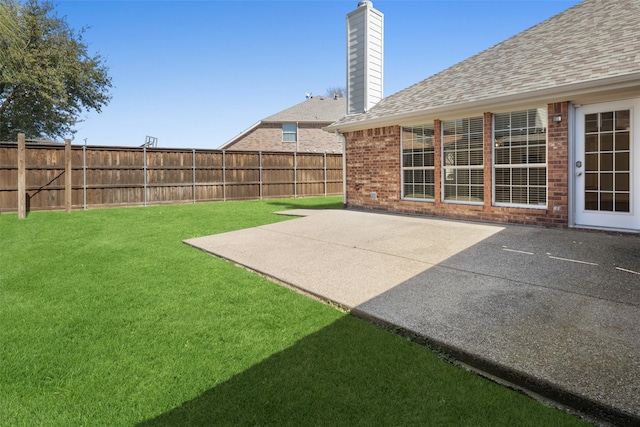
left=55, top=0, right=581, bottom=149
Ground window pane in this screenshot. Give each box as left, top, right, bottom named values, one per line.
left=585, top=153, right=598, bottom=172
left=585, top=134, right=598, bottom=152
left=585, top=114, right=598, bottom=133
left=615, top=110, right=630, bottom=130
left=616, top=173, right=630, bottom=191
left=601, top=112, right=614, bottom=132
left=495, top=147, right=509, bottom=165
left=492, top=108, right=547, bottom=207
left=441, top=116, right=484, bottom=204
left=615, top=152, right=629, bottom=171
left=600, top=173, right=613, bottom=191
left=495, top=168, right=510, bottom=185
left=585, top=173, right=598, bottom=191
left=601, top=134, right=613, bottom=151
left=401, top=123, right=435, bottom=200
left=600, top=153, right=613, bottom=171
left=585, top=191, right=598, bottom=210
left=615, top=132, right=630, bottom=151
left=282, top=123, right=297, bottom=142
left=615, top=193, right=630, bottom=212
left=600, top=192, right=614, bottom=211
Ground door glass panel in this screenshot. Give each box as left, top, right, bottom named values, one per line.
left=585, top=134, right=598, bottom=151
left=615, top=152, right=629, bottom=171
left=601, top=112, right=614, bottom=131
left=601, top=134, right=613, bottom=151
left=600, top=153, right=613, bottom=171
left=600, top=173, right=613, bottom=191
left=615, top=110, right=630, bottom=130
left=583, top=110, right=631, bottom=212
left=585, top=114, right=599, bottom=132
left=616, top=193, right=630, bottom=212
left=586, top=153, right=598, bottom=171
left=616, top=173, right=630, bottom=191
left=616, top=132, right=630, bottom=150
left=600, top=193, right=614, bottom=211
left=585, top=192, right=598, bottom=210
left=585, top=173, right=598, bottom=190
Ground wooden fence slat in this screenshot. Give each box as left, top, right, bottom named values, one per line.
left=0, top=143, right=343, bottom=213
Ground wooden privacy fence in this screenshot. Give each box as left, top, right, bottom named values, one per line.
left=0, top=139, right=343, bottom=216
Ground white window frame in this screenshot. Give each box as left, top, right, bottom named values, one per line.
left=282, top=123, right=297, bottom=143
left=441, top=116, right=484, bottom=205
left=401, top=124, right=435, bottom=201
left=492, top=108, right=548, bottom=208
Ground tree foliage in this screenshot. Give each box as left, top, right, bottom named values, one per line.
left=0, top=0, right=111, bottom=141
left=325, top=86, right=346, bottom=98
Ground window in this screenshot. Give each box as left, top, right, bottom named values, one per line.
left=493, top=109, right=547, bottom=207
left=282, top=123, right=297, bottom=142
left=442, top=116, right=484, bottom=203
left=402, top=124, right=435, bottom=200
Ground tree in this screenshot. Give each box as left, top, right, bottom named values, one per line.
left=0, top=0, right=111, bottom=141
left=325, top=86, right=346, bottom=98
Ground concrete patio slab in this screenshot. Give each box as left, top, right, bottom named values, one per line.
left=185, top=208, right=640, bottom=426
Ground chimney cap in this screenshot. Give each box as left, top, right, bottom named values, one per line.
left=357, top=1, right=372, bottom=7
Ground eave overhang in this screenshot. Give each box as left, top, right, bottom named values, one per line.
left=324, top=72, right=640, bottom=134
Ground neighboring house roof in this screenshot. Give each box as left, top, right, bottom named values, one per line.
left=263, top=96, right=347, bottom=122
left=221, top=96, right=346, bottom=149
left=327, top=0, right=640, bottom=132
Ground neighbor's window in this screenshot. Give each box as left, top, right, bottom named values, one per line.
left=402, top=124, right=435, bottom=200
left=493, top=108, right=547, bottom=207
left=282, top=123, right=297, bottom=142
left=442, top=116, right=484, bottom=203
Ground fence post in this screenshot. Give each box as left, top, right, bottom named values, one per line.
left=143, top=146, right=147, bottom=206
left=324, top=152, right=327, bottom=197
left=293, top=152, right=297, bottom=198
left=192, top=149, right=196, bottom=204
left=222, top=150, right=226, bottom=202
left=82, top=146, right=87, bottom=210
left=259, top=151, right=263, bottom=200
left=65, top=139, right=72, bottom=213
left=17, top=133, right=26, bottom=219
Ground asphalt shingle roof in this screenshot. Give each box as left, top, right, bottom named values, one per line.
left=264, top=96, right=347, bottom=123
left=331, top=0, right=640, bottom=129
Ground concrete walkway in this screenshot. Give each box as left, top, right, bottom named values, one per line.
left=185, top=209, right=640, bottom=426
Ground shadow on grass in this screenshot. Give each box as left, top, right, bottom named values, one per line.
left=137, top=316, right=583, bottom=427
left=265, top=197, right=343, bottom=212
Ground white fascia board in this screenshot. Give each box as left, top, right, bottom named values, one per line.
left=326, top=72, right=640, bottom=133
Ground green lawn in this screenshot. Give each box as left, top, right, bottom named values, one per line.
left=1, top=198, right=589, bottom=426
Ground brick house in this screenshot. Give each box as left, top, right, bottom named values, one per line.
left=327, top=0, right=640, bottom=232
left=221, top=95, right=346, bottom=153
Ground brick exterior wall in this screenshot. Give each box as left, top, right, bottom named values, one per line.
left=343, top=102, right=570, bottom=228
left=226, top=123, right=343, bottom=153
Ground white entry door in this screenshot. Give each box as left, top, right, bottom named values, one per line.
left=574, top=99, right=640, bottom=231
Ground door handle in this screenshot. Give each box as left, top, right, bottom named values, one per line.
left=576, top=172, right=582, bottom=177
